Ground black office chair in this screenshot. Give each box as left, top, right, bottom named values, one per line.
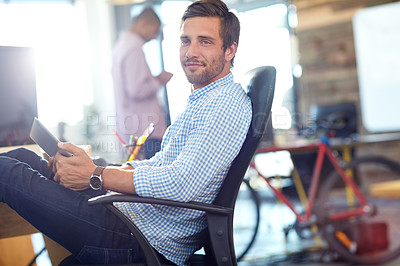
left=60, top=66, right=276, bottom=266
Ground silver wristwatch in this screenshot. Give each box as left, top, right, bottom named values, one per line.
left=89, top=166, right=105, bottom=190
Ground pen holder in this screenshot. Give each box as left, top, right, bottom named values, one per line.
left=123, top=144, right=145, bottom=161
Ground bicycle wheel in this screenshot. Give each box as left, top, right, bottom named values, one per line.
left=316, top=156, right=400, bottom=264
left=233, top=178, right=261, bottom=261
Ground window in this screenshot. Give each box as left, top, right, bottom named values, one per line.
left=234, top=4, right=293, bottom=130
left=0, top=2, right=92, bottom=126
left=160, top=1, right=192, bottom=123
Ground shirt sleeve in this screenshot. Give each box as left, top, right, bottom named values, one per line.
left=122, top=48, right=162, bottom=101
left=133, top=89, right=252, bottom=202
left=125, top=150, right=161, bottom=168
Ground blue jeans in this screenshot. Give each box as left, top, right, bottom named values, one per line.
left=0, top=148, right=145, bottom=264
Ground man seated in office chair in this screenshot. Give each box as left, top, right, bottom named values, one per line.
left=0, top=0, right=251, bottom=265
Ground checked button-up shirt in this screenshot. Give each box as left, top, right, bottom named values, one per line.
left=115, top=72, right=252, bottom=265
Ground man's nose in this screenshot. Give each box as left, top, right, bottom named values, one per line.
left=185, top=42, right=200, bottom=58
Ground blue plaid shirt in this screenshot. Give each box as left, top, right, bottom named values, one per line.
left=115, top=72, right=252, bottom=265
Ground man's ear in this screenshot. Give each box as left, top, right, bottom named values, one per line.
left=225, top=42, right=237, bottom=62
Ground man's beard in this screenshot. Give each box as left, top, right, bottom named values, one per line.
left=182, top=54, right=226, bottom=87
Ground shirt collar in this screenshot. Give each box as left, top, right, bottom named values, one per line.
left=188, top=72, right=234, bottom=102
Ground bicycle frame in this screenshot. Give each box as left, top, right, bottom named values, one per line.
left=251, top=142, right=369, bottom=223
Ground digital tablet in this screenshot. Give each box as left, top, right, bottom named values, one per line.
left=30, top=117, right=72, bottom=157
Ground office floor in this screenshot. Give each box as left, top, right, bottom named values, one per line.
left=234, top=187, right=327, bottom=266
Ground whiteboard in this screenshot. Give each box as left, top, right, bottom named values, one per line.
left=353, top=2, right=400, bottom=132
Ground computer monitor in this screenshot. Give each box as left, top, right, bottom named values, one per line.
left=0, top=46, right=38, bottom=147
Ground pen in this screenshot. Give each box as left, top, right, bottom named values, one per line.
left=128, top=123, right=155, bottom=161
left=129, top=135, right=135, bottom=145
left=128, top=135, right=147, bottom=161
left=112, top=130, right=126, bottom=145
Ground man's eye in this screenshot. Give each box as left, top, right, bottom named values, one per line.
left=201, top=40, right=211, bottom=45
left=181, top=40, right=189, bottom=46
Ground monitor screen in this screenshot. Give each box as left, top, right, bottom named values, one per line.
left=0, top=46, right=38, bottom=147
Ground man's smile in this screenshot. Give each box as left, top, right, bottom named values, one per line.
left=184, top=60, right=205, bottom=71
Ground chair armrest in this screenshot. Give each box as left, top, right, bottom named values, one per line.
left=88, top=193, right=232, bottom=215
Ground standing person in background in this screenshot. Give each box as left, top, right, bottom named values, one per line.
left=112, top=7, right=173, bottom=159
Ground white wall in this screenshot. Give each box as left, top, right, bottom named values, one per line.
left=353, top=2, right=400, bottom=133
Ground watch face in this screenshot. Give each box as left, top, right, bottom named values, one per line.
left=90, top=176, right=102, bottom=190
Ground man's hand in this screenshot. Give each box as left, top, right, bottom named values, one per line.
left=47, top=142, right=136, bottom=193
left=53, top=142, right=96, bottom=191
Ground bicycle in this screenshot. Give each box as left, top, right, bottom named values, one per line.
left=234, top=136, right=400, bottom=264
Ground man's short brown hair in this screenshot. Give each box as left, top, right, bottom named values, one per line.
left=181, top=0, right=240, bottom=67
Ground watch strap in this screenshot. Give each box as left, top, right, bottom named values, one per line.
left=93, top=166, right=105, bottom=177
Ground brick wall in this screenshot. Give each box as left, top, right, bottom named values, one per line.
left=293, top=0, right=400, bottom=163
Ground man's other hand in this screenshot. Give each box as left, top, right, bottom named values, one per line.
left=54, top=142, right=96, bottom=191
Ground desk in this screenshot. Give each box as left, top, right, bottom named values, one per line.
left=258, top=132, right=400, bottom=169
left=0, top=144, right=71, bottom=265
left=0, top=204, right=38, bottom=238
left=259, top=132, right=400, bottom=153
left=0, top=144, right=42, bottom=238
left=330, top=132, right=400, bottom=149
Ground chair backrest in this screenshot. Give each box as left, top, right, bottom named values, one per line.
left=213, top=66, right=276, bottom=208
left=201, top=66, right=275, bottom=266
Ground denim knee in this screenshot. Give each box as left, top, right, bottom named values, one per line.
left=2, top=147, right=36, bottom=158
